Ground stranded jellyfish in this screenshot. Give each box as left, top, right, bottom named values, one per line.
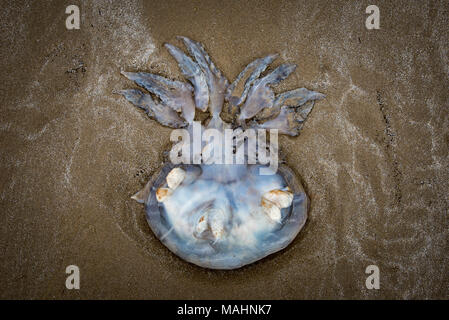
left=119, top=37, right=325, bottom=269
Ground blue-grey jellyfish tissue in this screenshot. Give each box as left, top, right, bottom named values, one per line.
left=119, top=37, right=325, bottom=269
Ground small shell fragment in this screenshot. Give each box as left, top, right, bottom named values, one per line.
left=263, top=189, right=293, bottom=208
left=166, top=167, right=186, bottom=189
left=209, top=212, right=226, bottom=240
left=195, top=214, right=209, bottom=236
left=156, top=187, right=173, bottom=202
left=261, top=198, right=282, bottom=223
left=194, top=209, right=227, bottom=241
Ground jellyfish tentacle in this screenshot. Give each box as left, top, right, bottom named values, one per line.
left=121, top=72, right=195, bottom=123
left=296, top=99, right=316, bottom=122
left=121, top=72, right=192, bottom=111
left=226, top=54, right=278, bottom=107
left=252, top=99, right=317, bottom=136
left=225, top=54, right=278, bottom=119
left=165, top=43, right=209, bottom=113
left=118, top=89, right=188, bottom=129
left=178, top=37, right=224, bottom=80
left=237, top=63, right=296, bottom=124
left=275, top=87, right=325, bottom=107
left=254, top=106, right=299, bottom=136
left=120, top=39, right=325, bottom=135
left=116, top=89, right=154, bottom=116
left=256, top=87, right=326, bottom=121
left=179, top=36, right=228, bottom=121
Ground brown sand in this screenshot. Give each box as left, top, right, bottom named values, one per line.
left=0, top=0, right=448, bottom=299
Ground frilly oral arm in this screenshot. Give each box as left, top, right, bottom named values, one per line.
left=120, top=71, right=195, bottom=124
left=253, top=100, right=315, bottom=136
left=256, top=87, right=326, bottom=121
left=237, top=63, right=296, bottom=124
left=178, top=36, right=229, bottom=121
left=164, top=42, right=209, bottom=113
left=225, top=54, right=278, bottom=108
left=117, top=89, right=187, bottom=128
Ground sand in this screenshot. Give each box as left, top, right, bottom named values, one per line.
left=0, top=0, right=447, bottom=299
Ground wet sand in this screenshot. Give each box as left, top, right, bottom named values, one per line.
left=0, top=0, right=448, bottom=299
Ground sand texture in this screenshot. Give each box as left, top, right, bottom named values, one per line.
left=0, top=0, right=448, bottom=299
